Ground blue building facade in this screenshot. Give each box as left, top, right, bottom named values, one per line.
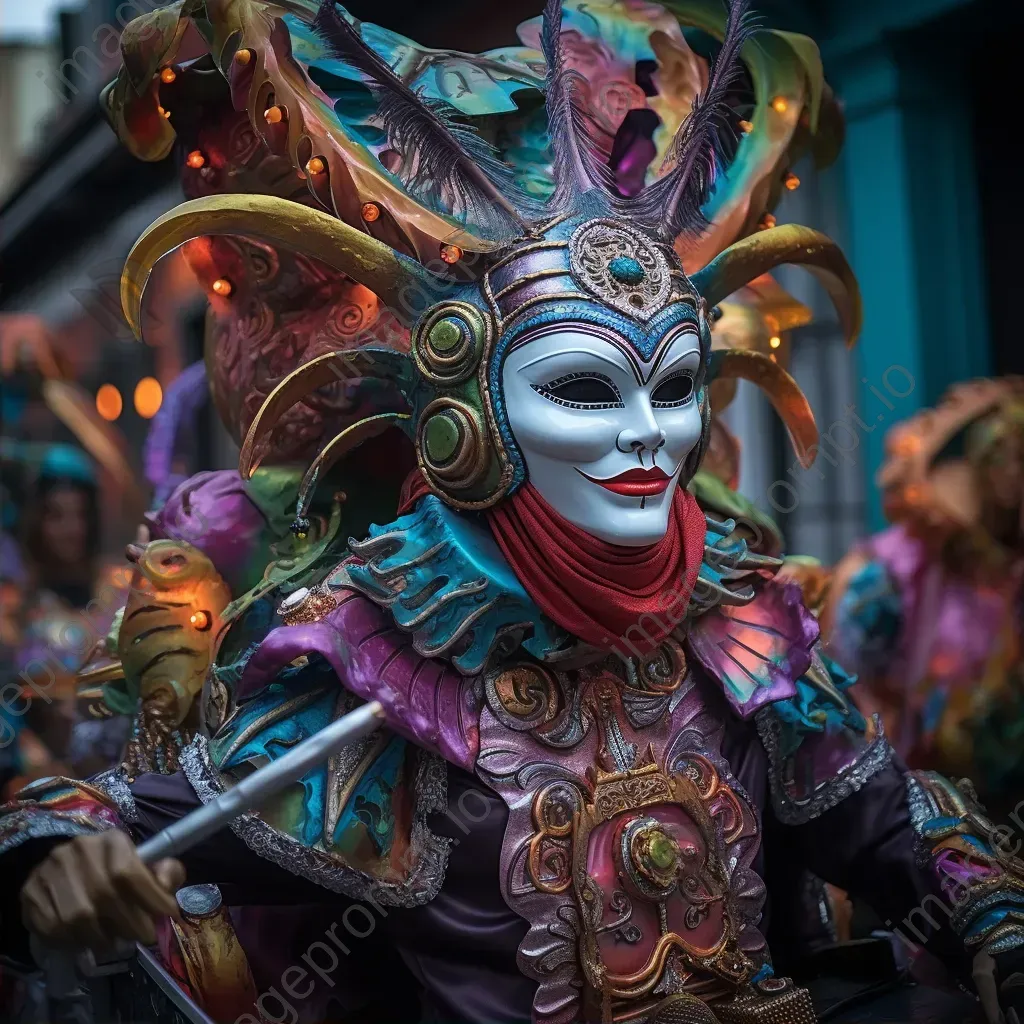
left=761, top=0, right=1002, bottom=532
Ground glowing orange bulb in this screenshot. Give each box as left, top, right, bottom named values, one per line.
left=234, top=48, right=252, bottom=66
left=134, top=377, right=163, bottom=419
left=771, top=96, right=789, bottom=114
left=264, top=105, right=283, bottom=124
left=784, top=172, right=800, bottom=191
left=160, top=67, right=176, bottom=83
left=190, top=610, right=210, bottom=630
left=769, top=335, right=782, bottom=349
left=212, top=278, right=233, bottom=297
left=306, top=156, right=325, bottom=175
left=759, top=213, right=777, bottom=230
left=361, top=202, right=381, bottom=223
left=186, top=150, right=205, bottom=169
left=738, top=119, right=753, bottom=133
left=96, top=384, right=122, bottom=421
left=440, top=244, right=463, bottom=264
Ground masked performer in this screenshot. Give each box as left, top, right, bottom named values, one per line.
left=824, top=379, right=1024, bottom=817
left=2, top=3, right=1024, bottom=1023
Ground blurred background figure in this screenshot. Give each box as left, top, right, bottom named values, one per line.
left=823, top=379, right=1024, bottom=817
left=0, top=314, right=139, bottom=794
left=22, top=444, right=100, bottom=610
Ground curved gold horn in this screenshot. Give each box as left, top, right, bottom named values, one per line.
left=121, top=194, right=447, bottom=340
left=693, top=225, right=862, bottom=347
left=239, top=349, right=413, bottom=479
left=296, top=412, right=412, bottom=518
left=709, top=349, right=819, bottom=469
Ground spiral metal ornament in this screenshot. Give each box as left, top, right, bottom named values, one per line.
left=637, top=638, right=688, bottom=693
left=416, top=398, right=490, bottom=492
left=411, top=301, right=490, bottom=386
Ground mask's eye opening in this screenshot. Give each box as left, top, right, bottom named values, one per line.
left=651, top=373, right=696, bottom=408
left=533, top=372, right=624, bottom=410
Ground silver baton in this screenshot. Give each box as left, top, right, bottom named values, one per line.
left=138, top=699, right=384, bottom=863
left=38, top=700, right=384, bottom=1021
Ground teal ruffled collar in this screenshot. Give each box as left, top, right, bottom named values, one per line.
left=343, top=495, right=776, bottom=676
left=345, top=495, right=570, bottom=674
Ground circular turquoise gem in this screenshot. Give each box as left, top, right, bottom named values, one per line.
left=608, top=255, right=645, bottom=285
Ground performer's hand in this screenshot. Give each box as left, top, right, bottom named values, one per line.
left=20, top=830, right=184, bottom=952
left=974, top=951, right=1024, bottom=1024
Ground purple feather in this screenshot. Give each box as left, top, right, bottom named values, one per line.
left=541, top=0, right=621, bottom=213
left=313, top=1, right=541, bottom=239
left=628, top=0, right=753, bottom=243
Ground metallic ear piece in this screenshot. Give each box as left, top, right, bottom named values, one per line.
left=417, top=398, right=492, bottom=493
left=410, top=300, right=514, bottom=509
left=411, top=301, right=489, bottom=386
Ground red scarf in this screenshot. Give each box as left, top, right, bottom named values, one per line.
left=398, top=472, right=706, bottom=657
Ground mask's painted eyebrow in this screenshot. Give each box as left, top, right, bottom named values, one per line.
left=511, top=324, right=636, bottom=378
left=510, top=321, right=701, bottom=385
left=643, top=325, right=700, bottom=382
left=516, top=345, right=630, bottom=376
left=650, top=328, right=702, bottom=379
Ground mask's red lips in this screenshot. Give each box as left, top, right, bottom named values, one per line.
left=576, top=466, right=673, bottom=496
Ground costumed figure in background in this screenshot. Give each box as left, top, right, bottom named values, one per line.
left=0, top=321, right=143, bottom=792
left=1, top=3, right=1023, bottom=1024
left=824, top=378, right=1024, bottom=817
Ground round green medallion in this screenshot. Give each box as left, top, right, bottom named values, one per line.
left=647, top=831, right=678, bottom=871
left=424, top=414, right=461, bottom=463
left=428, top=317, right=464, bottom=353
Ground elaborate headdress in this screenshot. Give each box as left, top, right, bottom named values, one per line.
left=879, top=376, right=1024, bottom=552
left=110, top=0, right=860, bottom=524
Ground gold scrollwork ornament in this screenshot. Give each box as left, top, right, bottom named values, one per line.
left=572, top=761, right=756, bottom=1009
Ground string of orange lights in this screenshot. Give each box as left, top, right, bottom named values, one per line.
left=95, top=378, right=163, bottom=422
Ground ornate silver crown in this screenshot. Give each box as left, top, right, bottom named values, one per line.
left=569, top=219, right=684, bottom=322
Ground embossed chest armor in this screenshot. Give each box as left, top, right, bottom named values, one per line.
left=477, top=643, right=813, bottom=1024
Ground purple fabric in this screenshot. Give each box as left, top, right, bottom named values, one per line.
left=0, top=532, right=26, bottom=585
left=788, top=754, right=972, bottom=975
left=863, top=524, right=1011, bottom=757
left=143, top=361, right=209, bottom=505
left=237, top=591, right=480, bottom=771
left=147, top=469, right=271, bottom=594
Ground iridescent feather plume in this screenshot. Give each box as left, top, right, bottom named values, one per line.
left=541, top=0, right=621, bottom=213
left=313, top=1, right=540, bottom=240
left=630, top=0, right=754, bottom=243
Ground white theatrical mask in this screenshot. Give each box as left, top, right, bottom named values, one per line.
left=502, top=322, right=704, bottom=546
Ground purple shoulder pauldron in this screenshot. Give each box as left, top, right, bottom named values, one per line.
left=689, top=574, right=892, bottom=826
